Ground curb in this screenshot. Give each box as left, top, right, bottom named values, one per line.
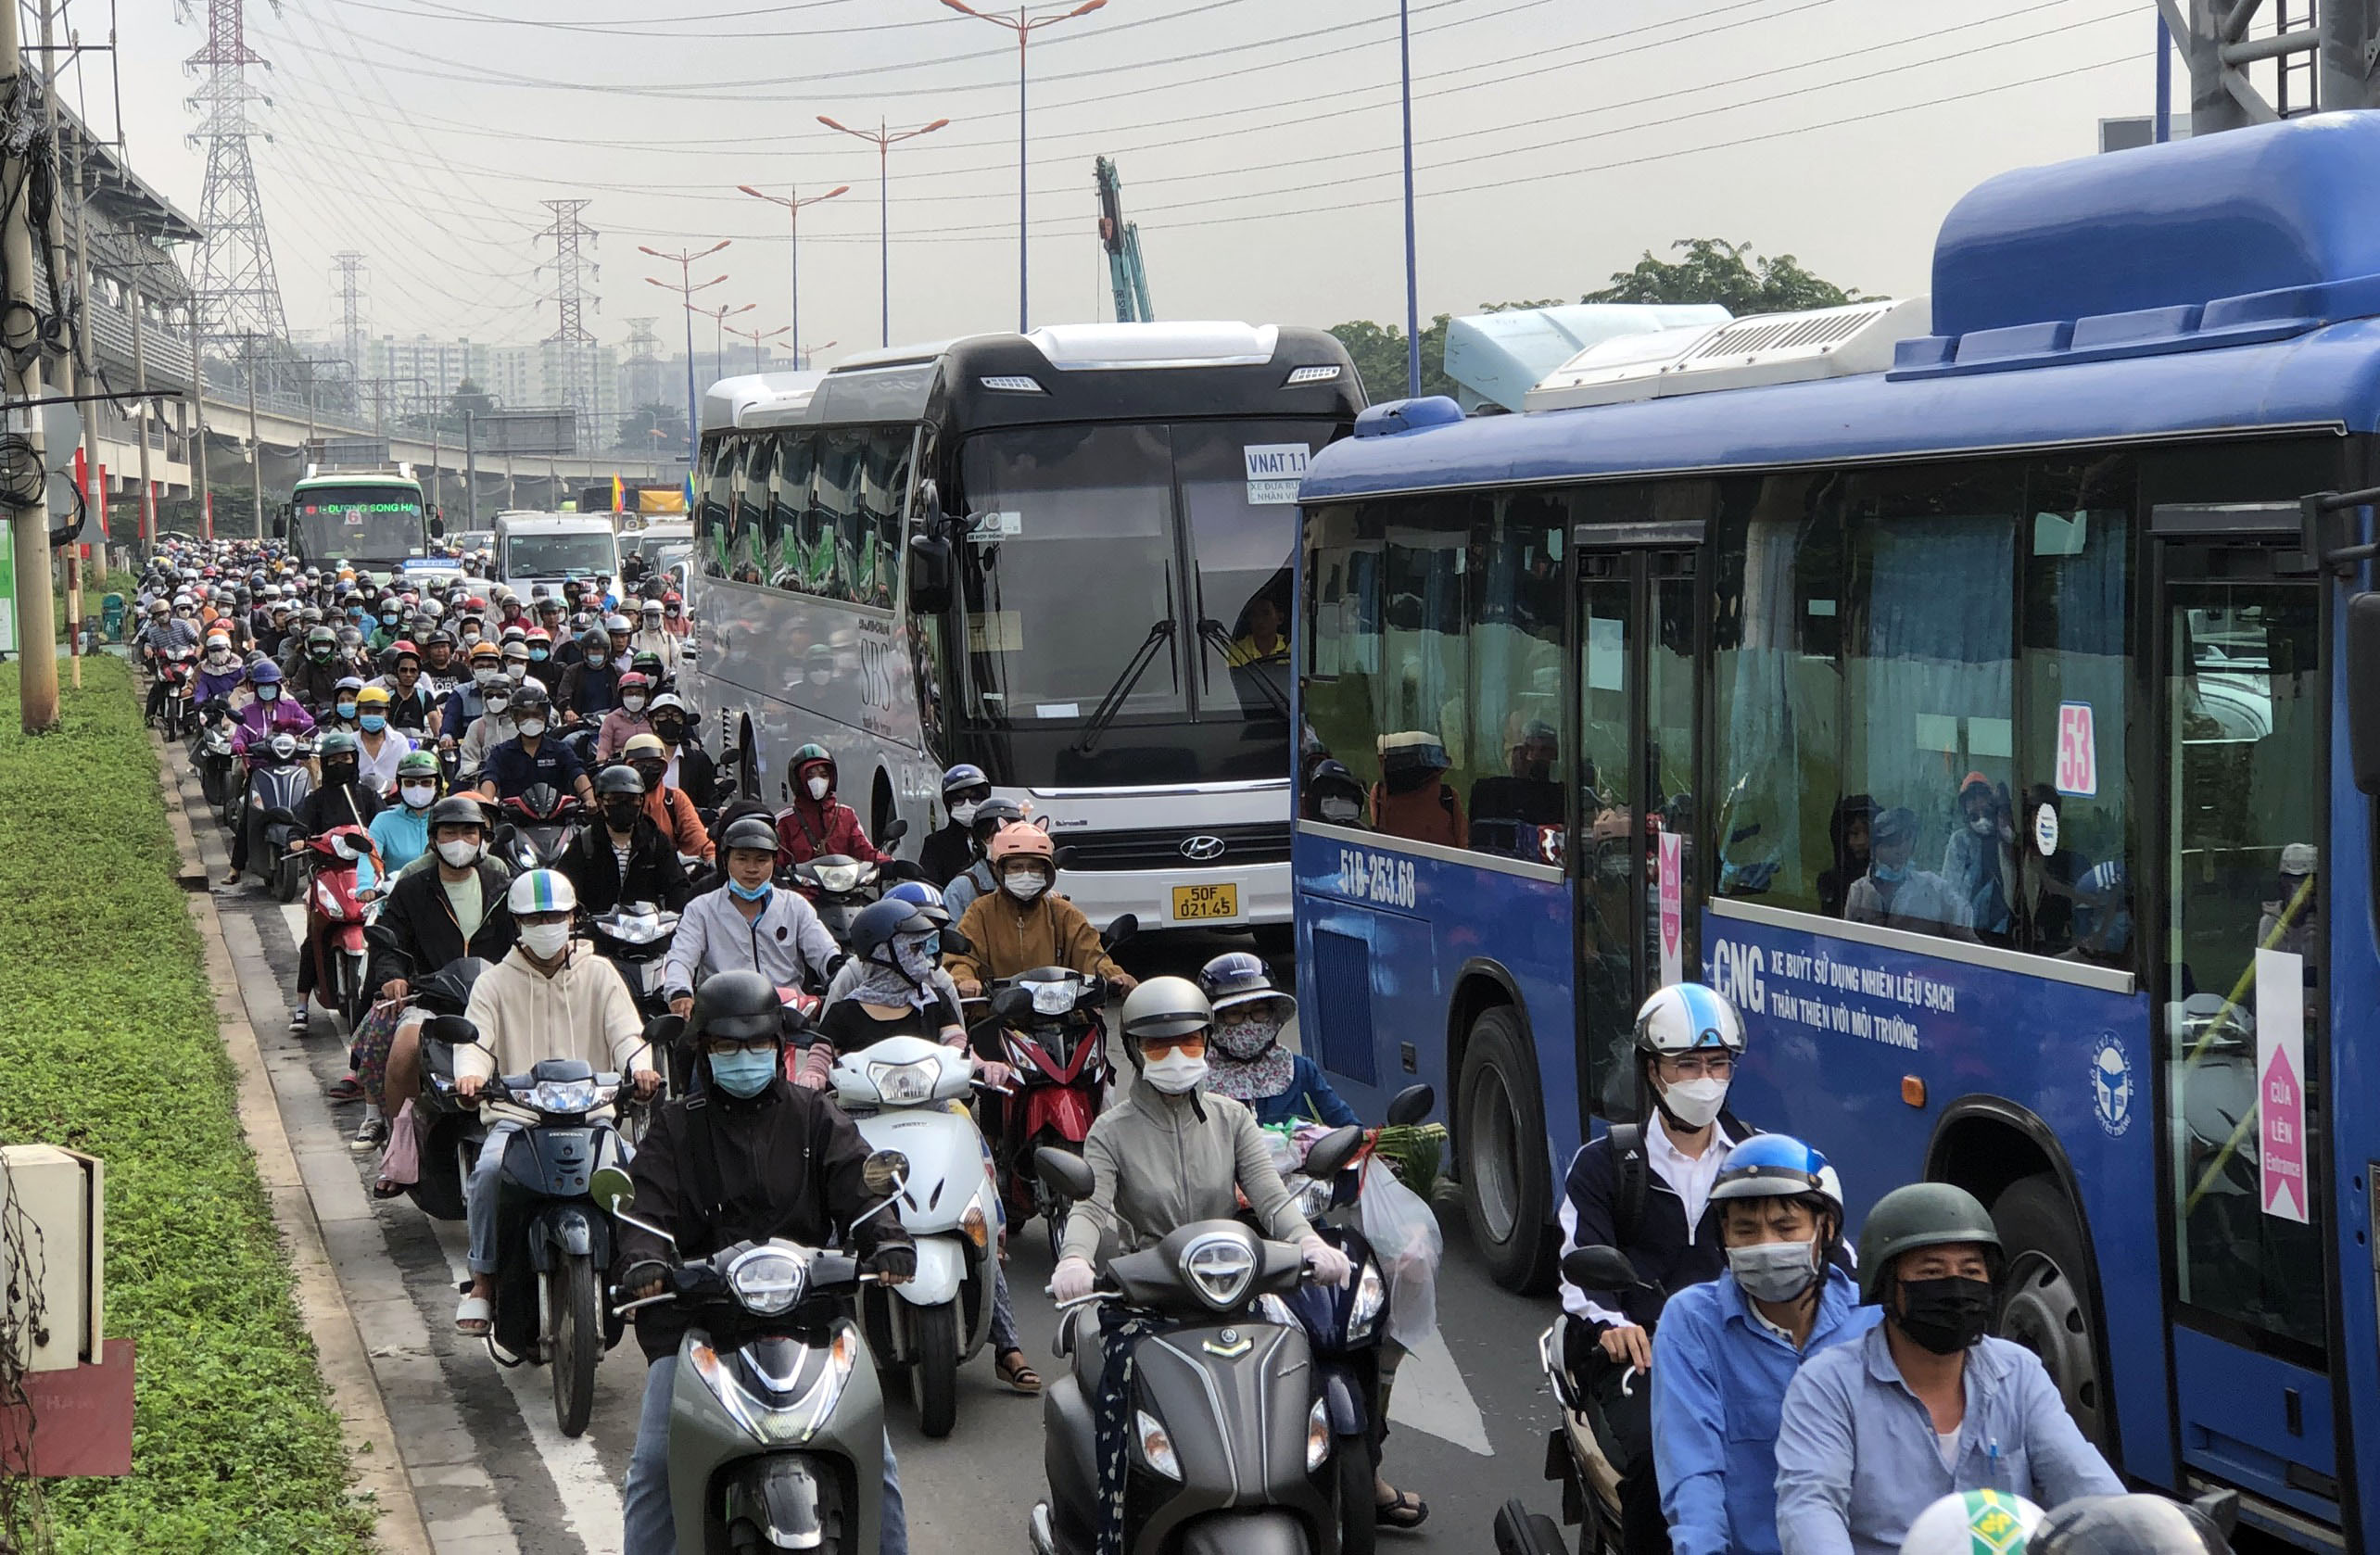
left=149, top=729, right=437, bottom=1555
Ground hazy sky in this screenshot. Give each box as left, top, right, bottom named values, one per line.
left=108, top=0, right=2163, bottom=366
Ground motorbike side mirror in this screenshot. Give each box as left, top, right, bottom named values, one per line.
left=1100, top=913, right=1138, bottom=951
left=590, top=1165, right=635, bottom=1216
left=878, top=816, right=908, bottom=847
left=968, top=1018, right=1008, bottom=1061
left=644, top=1013, right=686, bottom=1052
left=2191, top=1488, right=2240, bottom=1539
left=424, top=1013, right=481, bottom=1048
left=1300, top=1124, right=1365, bottom=1182
left=940, top=929, right=973, bottom=960
left=1385, top=1083, right=1436, bottom=1127
left=1053, top=844, right=1078, bottom=870
left=779, top=1004, right=812, bottom=1039
left=1035, top=1146, right=1095, bottom=1204
left=988, top=985, right=1035, bottom=1027
left=1562, top=1245, right=1641, bottom=1293
left=862, top=1149, right=910, bottom=1200
left=429, top=513, right=448, bottom=540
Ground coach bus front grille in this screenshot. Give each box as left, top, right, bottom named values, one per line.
left=1052, top=821, right=1292, bottom=872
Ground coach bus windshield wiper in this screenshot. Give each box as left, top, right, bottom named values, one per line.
left=1073, top=618, right=1176, bottom=754
left=1196, top=618, right=1292, bottom=721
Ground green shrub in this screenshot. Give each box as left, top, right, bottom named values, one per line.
left=0, top=657, right=373, bottom=1553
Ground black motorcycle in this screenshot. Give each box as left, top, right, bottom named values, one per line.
left=1031, top=1133, right=1368, bottom=1555
left=587, top=901, right=681, bottom=1020
left=494, top=783, right=581, bottom=872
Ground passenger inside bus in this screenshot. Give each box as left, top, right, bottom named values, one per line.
left=1941, top=773, right=2019, bottom=941
left=2259, top=842, right=2318, bottom=958
left=1371, top=730, right=1467, bottom=849
left=1469, top=717, right=1565, bottom=862
left=1817, top=794, right=1877, bottom=919
left=2015, top=784, right=2089, bottom=954
left=1844, top=806, right=1975, bottom=939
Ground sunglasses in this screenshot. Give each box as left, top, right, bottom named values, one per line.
left=703, top=1035, right=779, bottom=1057
left=1140, top=1032, right=1208, bottom=1059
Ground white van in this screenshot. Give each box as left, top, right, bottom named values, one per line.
left=493, top=511, right=620, bottom=599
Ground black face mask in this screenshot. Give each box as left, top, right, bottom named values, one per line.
left=602, top=800, right=642, bottom=832
left=1895, top=1275, right=1995, bottom=1355
left=650, top=717, right=684, bottom=743
left=323, top=763, right=360, bottom=790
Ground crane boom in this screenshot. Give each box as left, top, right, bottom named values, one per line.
left=1094, top=156, right=1155, bottom=323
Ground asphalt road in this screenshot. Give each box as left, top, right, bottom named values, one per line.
left=177, top=750, right=1575, bottom=1555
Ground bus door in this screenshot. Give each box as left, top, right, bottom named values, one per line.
left=2153, top=522, right=2336, bottom=1525
left=1573, top=541, right=1703, bottom=1135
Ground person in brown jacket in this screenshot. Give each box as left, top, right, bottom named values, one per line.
left=944, top=822, right=1136, bottom=997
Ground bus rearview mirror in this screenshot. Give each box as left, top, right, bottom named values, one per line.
left=907, top=533, right=953, bottom=614
left=2348, top=591, right=2380, bottom=794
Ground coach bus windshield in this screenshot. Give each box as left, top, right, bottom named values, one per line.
left=295, top=486, right=428, bottom=568
left=956, top=419, right=1318, bottom=732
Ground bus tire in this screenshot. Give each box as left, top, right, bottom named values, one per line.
left=1990, top=1173, right=2108, bottom=1448
left=1458, top=1005, right=1559, bottom=1295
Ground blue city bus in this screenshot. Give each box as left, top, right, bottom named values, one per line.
left=1289, top=114, right=2380, bottom=1549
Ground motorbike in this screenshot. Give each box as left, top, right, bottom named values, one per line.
left=783, top=820, right=912, bottom=945
left=974, top=936, right=1134, bottom=1254
left=494, top=783, right=581, bottom=872
left=156, top=648, right=198, bottom=734
left=1268, top=1087, right=1436, bottom=1555
left=242, top=732, right=317, bottom=900
left=829, top=1034, right=1001, bottom=1439
left=587, top=901, right=682, bottom=1020
left=299, top=825, right=377, bottom=1031
left=399, top=1002, right=487, bottom=1222
left=1492, top=1245, right=1662, bottom=1555
left=1031, top=1137, right=1368, bottom=1555
left=430, top=1013, right=632, bottom=1437
left=596, top=1151, right=908, bottom=1555
left=195, top=700, right=238, bottom=822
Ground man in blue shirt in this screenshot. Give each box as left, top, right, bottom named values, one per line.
left=1653, top=1135, right=1877, bottom=1555
left=475, top=684, right=594, bottom=806
left=1774, top=1183, right=2120, bottom=1555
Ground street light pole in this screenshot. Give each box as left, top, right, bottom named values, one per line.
left=737, top=183, right=848, bottom=369
left=639, top=240, right=732, bottom=474
left=941, top=0, right=1108, bottom=334
left=1399, top=0, right=1420, bottom=398
left=799, top=339, right=838, bottom=371
left=727, top=322, right=791, bottom=374
left=818, top=114, right=952, bottom=348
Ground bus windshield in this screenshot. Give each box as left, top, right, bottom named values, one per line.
left=504, top=531, right=615, bottom=578
left=956, top=419, right=1317, bottom=728
left=295, top=486, right=427, bottom=567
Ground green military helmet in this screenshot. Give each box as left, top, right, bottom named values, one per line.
left=1855, top=1181, right=2000, bottom=1303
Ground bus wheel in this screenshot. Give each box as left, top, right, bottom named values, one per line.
left=1992, top=1173, right=2108, bottom=1448
left=1459, top=1006, right=1559, bottom=1294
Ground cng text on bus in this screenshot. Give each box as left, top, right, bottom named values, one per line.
left=1708, top=934, right=1962, bottom=1052
left=1336, top=847, right=1416, bottom=909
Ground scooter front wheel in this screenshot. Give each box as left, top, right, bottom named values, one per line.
left=550, top=1251, right=601, bottom=1438
left=1336, top=1432, right=1378, bottom=1555
left=910, top=1298, right=959, bottom=1439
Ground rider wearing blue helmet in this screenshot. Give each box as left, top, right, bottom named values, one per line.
left=1652, top=1135, right=1873, bottom=1555
left=920, top=763, right=992, bottom=887
left=1196, top=952, right=1357, bottom=1127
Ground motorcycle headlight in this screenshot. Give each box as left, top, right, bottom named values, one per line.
left=526, top=1079, right=602, bottom=1115
left=1025, top=978, right=1080, bottom=1016
left=1177, top=1231, right=1258, bottom=1311
left=1305, top=1397, right=1332, bottom=1471
left=1136, top=1410, right=1182, bottom=1481
left=1291, top=1177, right=1334, bottom=1221
left=1347, top=1258, right=1386, bottom=1342
left=689, top=1324, right=857, bottom=1447
left=865, top=1057, right=939, bottom=1106
left=606, top=914, right=661, bottom=945
left=815, top=862, right=863, bottom=894
left=727, top=1247, right=807, bottom=1316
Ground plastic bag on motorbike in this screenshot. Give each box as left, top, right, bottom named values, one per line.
left=348, top=998, right=408, bottom=1106
left=378, top=1100, right=422, bottom=1185
left=1359, top=1156, right=1442, bottom=1350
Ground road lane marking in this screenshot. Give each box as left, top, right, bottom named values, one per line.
left=431, top=1222, right=627, bottom=1553
left=1387, top=1329, right=1493, bottom=1455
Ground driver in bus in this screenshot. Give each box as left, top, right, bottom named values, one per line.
left=1222, top=594, right=1290, bottom=666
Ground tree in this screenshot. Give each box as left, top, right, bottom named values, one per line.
left=1584, top=238, right=1866, bottom=314
left=615, top=401, right=688, bottom=455
left=1329, top=315, right=1457, bottom=406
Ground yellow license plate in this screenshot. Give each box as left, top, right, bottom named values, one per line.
left=1171, top=883, right=1238, bottom=922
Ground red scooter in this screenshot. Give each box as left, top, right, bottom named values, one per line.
left=300, top=825, right=378, bottom=1029
left=976, top=960, right=1121, bottom=1257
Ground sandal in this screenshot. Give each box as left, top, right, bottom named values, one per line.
left=994, top=1348, right=1042, bottom=1395
left=454, top=1294, right=493, bottom=1335
left=325, top=1075, right=364, bottom=1102
left=1375, top=1488, right=1429, bottom=1530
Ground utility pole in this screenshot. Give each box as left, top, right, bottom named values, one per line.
left=190, top=296, right=211, bottom=542
left=536, top=198, right=600, bottom=445
left=184, top=0, right=290, bottom=348
left=133, top=280, right=154, bottom=546
left=46, top=0, right=89, bottom=673
left=3, top=0, right=59, bottom=727
left=334, top=250, right=366, bottom=373
left=243, top=335, right=263, bottom=539
left=463, top=407, right=478, bottom=528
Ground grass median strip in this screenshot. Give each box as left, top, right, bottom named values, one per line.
left=0, top=657, right=373, bottom=1553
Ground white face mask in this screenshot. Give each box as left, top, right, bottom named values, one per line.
left=948, top=801, right=980, bottom=828
left=1969, top=815, right=1995, bottom=836
left=517, top=920, right=572, bottom=959
left=1002, top=870, right=1049, bottom=904
left=437, top=838, right=483, bottom=868
left=1142, top=1049, right=1209, bottom=1095
left=1660, top=1074, right=1730, bottom=1130
left=473, top=665, right=499, bottom=685
left=399, top=783, right=437, bottom=810
left=804, top=775, right=830, bottom=802
left=1727, top=1239, right=1820, bottom=1304
left=504, top=662, right=527, bottom=682
left=518, top=718, right=548, bottom=740
left=622, top=695, right=647, bottom=714
left=484, top=695, right=512, bottom=718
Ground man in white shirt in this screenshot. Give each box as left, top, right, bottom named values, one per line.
left=452, top=868, right=656, bottom=1335
left=662, top=815, right=842, bottom=1013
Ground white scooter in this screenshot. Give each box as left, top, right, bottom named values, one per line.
left=829, top=1034, right=1001, bottom=1439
